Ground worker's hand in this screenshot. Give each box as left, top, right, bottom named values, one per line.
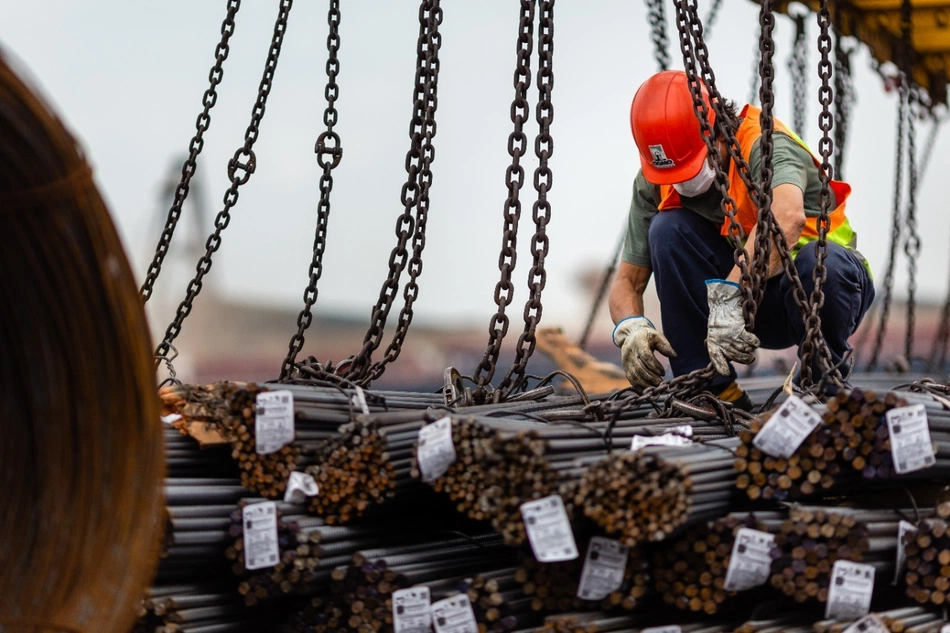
left=705, top=280, right=760, bottom=375
left=612, top=316, right=677, bottom=391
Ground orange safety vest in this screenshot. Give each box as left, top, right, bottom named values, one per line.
left=655, top=105, right=855, bottom=251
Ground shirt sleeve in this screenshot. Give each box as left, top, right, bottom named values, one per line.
left=748, top=132, right=809, bottom=193
left=621, top=171, right=660, bottom=268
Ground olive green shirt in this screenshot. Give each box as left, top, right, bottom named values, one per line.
left=622, top=132, right=838, bottom=268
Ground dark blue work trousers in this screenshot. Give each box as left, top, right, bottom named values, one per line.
left=649, top=208, right=875, bottom=389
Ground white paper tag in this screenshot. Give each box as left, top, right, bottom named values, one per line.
left=843, top=614, right=889, bottom=633
left=255, top=390, right=295, bottom=455
left=283, top=471, right=320, bottom=504
left=160, top=413, right=182, bottom=425
left=752, top=395, right=822, bottom=458
left=630, top=425, right=693, bottom=451
left=521, top=495, right=579, bottom=563
left=242, top=501, right=279, bottom=571
left=723, top=528, right=776, bottom=591
left=826, top=560, right=875, bottom=620
left=416, top=417, right=456, bottom=482
left=941, top=625, right=950, bottom=633
left=577, top=536, right=629, bottom=600
left=894, top=520, right=918, bottom=585
left=886, top=404, right=935, bottom=474
left=642, top=627, right=683, bottom=633
left=392, top=586, right=432, bottom=633
left=351, top=386, right=371, bottom=415
left=430, top=593, right=478, bottom=633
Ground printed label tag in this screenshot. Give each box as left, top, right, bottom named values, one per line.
left=521, top=495, right=579, bottom=563
left=284, top=471, right=320, bottom=504
left=392, top=586, right=432, bottom=633
left=255, top=390, right=295, bottom=455
left=826, top=560, right=875, bottom=620
left=430, top=593, right=478, bottom=633
left=417, top=417, right=456, bottom=482
left=577, top=536, right=629, bottom=600
left=941, top=625, right=950, bottom=633
left=894, top=520, right=918, bottom=585
left=752, top=395, right=822, bottom=458
left=642, top=627, right=683, bottom=633
left=351, top=386, right=371, bottom=415
left=160, top=413, right=182, bottom=425
left=843, top=614, right=889, bottom=633
left=886, top=404, right=935, bottom=474
left=630, top=425, right=693, bottom=451
left=242, top=501, right=279, bottom=571
left=723, top=528, right=776, bottom=591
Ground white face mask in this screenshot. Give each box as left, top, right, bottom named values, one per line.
left=672, top=160, right=716, bottom=197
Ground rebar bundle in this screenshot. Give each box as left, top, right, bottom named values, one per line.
left=904, top=502, right=950, bottom=607
left=0, top=52, right=164, bottom=633
left=652, top=511, right=783, bottom=614
left=569, top=440, right=740, bottom=547
left=515, top=545, right=651, bottom=613
left=814, top=606, right=947, bottom=633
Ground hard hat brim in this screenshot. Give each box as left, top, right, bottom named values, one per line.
left=640, top=146, right=709, bottom=185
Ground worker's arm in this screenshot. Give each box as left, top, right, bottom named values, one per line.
left=725, top=182, right=806, bottom=283
left=609, top=261, right=652, bottom=322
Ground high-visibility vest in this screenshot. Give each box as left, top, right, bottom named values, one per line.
left=656, top=105, right=856, bottom=254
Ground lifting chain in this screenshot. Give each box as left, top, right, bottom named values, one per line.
left=703, top=0, right=724, bottom=40
left=472, top=0, right=536, bottom=391
left=747, top=26, right=761, bottom=106
left=342, top=0, right=442, bottom=386
left=154, top=0, right=293, bottom=366
left=645, top=0, right=671, bottom=71
left=832, top=13, right=856, bottom=179
left=278, top=0, right=342, bottom=382
left=867, top=0, right=915, bottom=371
left=904, top=92, right=921, bottom=362
left=799, top=0, right=841, bottom=388
left=497, top=0, right=556, bottom=399
left=140, top=0, right=241, bottom=303
left=788, top=13, right=808, bottom=136
left=901, top=0, right=921, bottom=364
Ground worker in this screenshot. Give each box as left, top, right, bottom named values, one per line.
left=609, top=70, right=874, bottom=408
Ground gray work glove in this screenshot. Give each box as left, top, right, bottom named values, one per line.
left=612, top=316, right=677, bottom=391
left=705, top=279, right=760, bottom=375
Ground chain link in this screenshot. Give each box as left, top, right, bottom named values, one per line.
left=155, top=0, right=293, bottom=364
left=703, top=0, right=724, bottom=40
left=140, top=0, right=241, bottom=303
left=645, top=0, right=671, bottom=71
left=472, top=0, right=535, bottom=390
left=342, top=0, right=442, bottom=385
left=904, top=99, right=921, bottom=362
left=497, top=0, right=556, bottom=399
left=278, top=0, right=342, bottom=381
left=799, top=0, right=840, bottom=388
left=788, top=14, right=808, bottom=136
left=832, top=17, right=856, bottom=179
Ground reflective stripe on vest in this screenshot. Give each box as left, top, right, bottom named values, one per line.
left=656, top=105, right=855, bottom=255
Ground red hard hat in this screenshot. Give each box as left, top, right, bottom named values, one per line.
left=630, top=70, right=714, bottom=185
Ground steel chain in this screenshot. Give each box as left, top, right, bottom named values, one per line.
left=645, top=0, right=671, bottom=71
left=703, top=0, right=724, bottom=40
left=833, top=19, right=856, bottom=179
left=472, top=0, right=536, bottom=390
left=362, top=1, right=443, bottom=385
left=342, top=0, right=441, bottom=385
left=789, top=14, right=808, bottom=136
left=140, top=0, right=241, bottom=303
left=278, top=0, right=342, bottom=382
left=866, top=76, right=907, bottom=370
left=155, top=0, right=293, bottom=364
left=904, top=91, right=921, bottom=362
left=799, top=0, right=839, bottom=388
left=747, top=31, right=761, bottom=106
left=498, top=0, right=556, bottom=399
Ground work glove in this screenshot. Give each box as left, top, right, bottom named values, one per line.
left=705, top=279, right=760, bottom=376
left=612, top=316, right=677, bottom=391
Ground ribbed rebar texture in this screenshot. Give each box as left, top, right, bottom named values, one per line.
left=0, top=51, right=164, bottom=632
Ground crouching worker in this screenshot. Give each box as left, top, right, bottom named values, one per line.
left=609, top=70, right=874, bottom=408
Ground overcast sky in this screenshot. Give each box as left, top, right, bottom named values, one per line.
left=1, top=0, right=946, bottom=336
